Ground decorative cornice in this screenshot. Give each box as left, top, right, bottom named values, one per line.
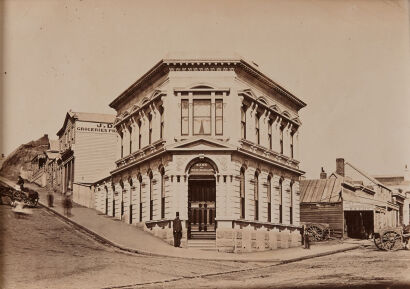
left=109, top=58, right=306, bottom=111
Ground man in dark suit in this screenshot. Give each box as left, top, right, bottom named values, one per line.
left=173, top=212, right=182, bottom=247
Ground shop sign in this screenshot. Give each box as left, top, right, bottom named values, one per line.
left=76, top=121, right=116, bottom=134
left=189, top=162, right=215, bottom=175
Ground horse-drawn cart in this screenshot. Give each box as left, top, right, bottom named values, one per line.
left=373, top=225, right=410, bottom=251
left=0, top=183, right=39, bottom=208
left=301, top=222, right=331, bottom=241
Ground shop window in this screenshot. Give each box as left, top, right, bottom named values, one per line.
left=181, top=100, right=189, bottom=135
left=193, top=99, right=211, bottom=135
left=215, top=99, right=223, bottom=135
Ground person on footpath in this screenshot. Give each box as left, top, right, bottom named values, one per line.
left=303, top=224, right=310, bottom=249
left=173, top=212, right=182, bottom=248
left=63, top=190, right=73, bottom=217
left=47, top=189, right=54, bottom=207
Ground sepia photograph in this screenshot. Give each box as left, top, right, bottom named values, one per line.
left=0, top=0, right=409, bottom=288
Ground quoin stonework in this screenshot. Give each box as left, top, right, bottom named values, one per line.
left=93, top=58, right=307, bottom=252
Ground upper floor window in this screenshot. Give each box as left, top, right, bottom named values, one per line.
left=148, top=113, right=152, bottom=145
left=128, top=125, right=133, bottom=154
left=280, top=124, right=284, bottom=154
left=290, top=131, right=294, bottom=159
left=181, top=100, right=189, bottom=135
left=138, top=120, right=142, bottom=150
left=193, top=99, right=211, bottom=135
left=241, top=106, right=247, bottom=139
left=119, top=131, right=124, bottom=158
left=255, top=114, right=260, bottom=145
left=160, top=106, right=164, bottom=139
left=268, top=119, right=273, bottom=150
left=215, top=99, right=223, bottom=135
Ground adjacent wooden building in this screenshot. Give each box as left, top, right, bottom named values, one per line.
left=300, top=159, right=399, bottom=239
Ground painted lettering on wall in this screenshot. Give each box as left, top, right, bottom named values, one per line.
left=76, top=121, right=116, bottom=134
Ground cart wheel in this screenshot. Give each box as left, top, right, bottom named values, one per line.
left=381, top=231, right=402, bottom=251
left=307, top=225, right=323, bottom=241
left=13, top=191, right=25, bottom=202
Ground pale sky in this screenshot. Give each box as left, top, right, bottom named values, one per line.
left=1, top=0, right=409, bottom=178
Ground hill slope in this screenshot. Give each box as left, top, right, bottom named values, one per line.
left=0, top=135, right=50, bottom=181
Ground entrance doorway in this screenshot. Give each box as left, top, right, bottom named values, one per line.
left=344, top=211, right=374, bottom=239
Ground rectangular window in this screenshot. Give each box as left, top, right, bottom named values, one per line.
left=160, top=108, right=164, bottom=139
left=280, top=125, right=284, bottom=154
left=215, top=99, right=223, bottom=135
left=267, top=177, right=272, bottom=222
left=255, top=115, right=260, bottom=145
left=240, top=169, right=245, bottom=219
left=290, top=132, right=294, bottom=159
left=161, top=172, right=165, bottom=219
left=254, top=174, right=259, bottom=221
left=181, top=100, right=189, bottom=135
left=193, top=99, right=211, bottom=135
left=138, top=121, right=142, bottom=150
left=129, top=126, right=132, bottom=154
left=241, top=107, right=246, bottom=139
left=148, top=114, right=152, bottom=145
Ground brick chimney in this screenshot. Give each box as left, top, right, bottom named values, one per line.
left=320, top=167, right=327, bottom=179
left=336, top=158, right=345, bottom=176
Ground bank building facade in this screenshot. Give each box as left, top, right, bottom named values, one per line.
left=94, top=58, right=306, bottom=252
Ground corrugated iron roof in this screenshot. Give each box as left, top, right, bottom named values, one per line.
left=300, top=178, right=342, bottom=203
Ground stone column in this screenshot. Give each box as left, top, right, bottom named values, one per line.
left=139, top=111, right=148, bottom=149
left=271, top=175, right=281, bottom=223
left=151, top=103, right=161, bottom=143
left=122, top=125, right=130, bottom=157
left=188, top=93, right=193, bottom=137
left=292, top=181, right=300, bottom=226
left=211, top=92, right=216, bottom=136
left=293, top=129, right=300, bottom=161
left=114, top=183, right=122, bottom=220
left=245, top=167, right=256, bottom=220
left=259, top=171, right=269, bottom=222
left=152, top=169, right=161, bottom=220
left=130, top=119, right=138, bottom=153
left=282, top=178, right=291, bottom=224
left=141, top=174, right=149, bottom=221
left=123, top=181, right=131, bottom=223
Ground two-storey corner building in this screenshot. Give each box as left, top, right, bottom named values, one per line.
left=94, top=58, right=306, bottom=252
left=57, top=111, right=117, bottom=208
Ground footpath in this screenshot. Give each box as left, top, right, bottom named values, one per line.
left=1, top=176, right=367, bottom=263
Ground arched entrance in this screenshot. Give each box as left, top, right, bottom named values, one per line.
left=187, top=159, right=217, bottom=239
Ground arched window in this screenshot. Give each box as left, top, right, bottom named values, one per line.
left=160, top=167, right=165, bottom=219
left=290, top=181, right=293, bottom=225
left=240, top=167, right=246, bottom=219
left=254, top=171, right=259, bottom=221
left=138, top=120, right=142, bottom=150
left=290, top=131, right=295, bottom=159
left=138, top=174, right=143, bottom=222
left=279, top=178, right=283, bottom=223
left=128, top=177, right=133, bottom=224
left=149, top=170, right=153, bottom=220
left=267, top=175, right=272, bottom=222
left=268, top=119, right=273, bottom=150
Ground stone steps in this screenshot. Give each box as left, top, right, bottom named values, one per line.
left=188, top=239, right=217, bottom=251
left=190, top=231, right=216, bottom=240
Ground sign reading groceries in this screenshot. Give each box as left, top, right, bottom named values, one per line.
left=76, top=121, right=116, bottom=134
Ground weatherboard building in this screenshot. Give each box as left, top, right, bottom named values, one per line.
left=94, top=58, right=306, bottom=252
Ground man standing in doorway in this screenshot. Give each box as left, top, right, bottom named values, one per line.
left=173, top=212, right=182, bottom=247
